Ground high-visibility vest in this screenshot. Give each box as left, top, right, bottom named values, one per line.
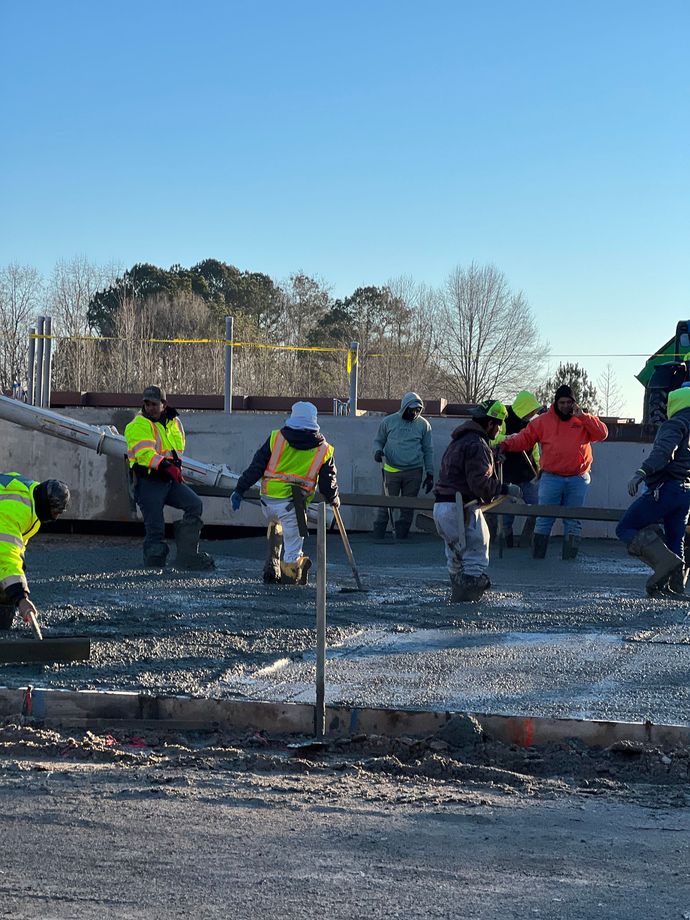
left=0, top=472, right=40, bottom=597
left=261, top=430, right=333, bottom=500
left=124, top=413, right=186, bottom=471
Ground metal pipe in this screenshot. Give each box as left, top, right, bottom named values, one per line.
left=315, top=500, right=327, bottom=739
left=348, top=340, right=359, bottom=418
left=0, top=394, right=242, bottom=491
left=27, top=327, right=36, bottom=405
left=42, top=316, right=52, bottom=409
left=224, top=316, right=234, bottom=413
left=34, top=317, right=45, bottom=408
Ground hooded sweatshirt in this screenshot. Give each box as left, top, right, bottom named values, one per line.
left=372, top=392, right=434, bottom=473
left=492, top=390, right=541, bottom=484
left=502, top=405, right=608, bottom=477
left=235, top=426, right=339, bottom=503
left=639, top=388, right=690, bottom=487
left=434, top=421, right=501, bottom=504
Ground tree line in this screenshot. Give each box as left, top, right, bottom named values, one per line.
left=0, top=257, right=623, bottom=413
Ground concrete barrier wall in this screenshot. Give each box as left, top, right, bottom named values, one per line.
left=0, top=409, right=655, bottom=538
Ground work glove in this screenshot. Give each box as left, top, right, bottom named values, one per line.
left=374, top=450, right=384, bottom=463
left=166, top=464, right=184, bottom=484
left=423, top=473, right=434, bottom=494
left=501, top=483, right=522, bottom=499
left=230, top=490, right=243, bottom=512
left=330, top=496, right=341, bottom=509
left=628, top=470, right=646, bottom=497
left=494, top=446, right=507, bottom=463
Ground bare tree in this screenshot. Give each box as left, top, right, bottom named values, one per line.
left=596, top=363, right=624, bottom=416
left=48, top=257, right=120, bottom=391
left=439, top=262, right=548, bottom=403
left=0, top=263, right=43, bottom=392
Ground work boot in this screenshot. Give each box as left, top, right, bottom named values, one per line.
left=372, top=521, right=388, bottom=541
left=667, top=566, right=688, bottom=597
left=280, top=555, right=312, bottom=585
left=450, top=573, right=490, bottom=603
left=173, top=518, right=215, bottom=571
left=562, top=534, right=580, bottom=560
left=532, top=534, right=549, bottom=559
left=263, top=521, right=283, bottom=584
left=627, top=527, right=683, bottom=594
left=394, top=520, right=411, bottom=540
left=144, top=542, right=168, bottom=568
left=0, top=604, right=15, bottom=630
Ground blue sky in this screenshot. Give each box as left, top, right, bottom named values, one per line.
left=2, top=0, right=689, bottom=418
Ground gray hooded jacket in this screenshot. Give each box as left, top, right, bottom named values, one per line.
left=372, top=392, right=434, bottom=472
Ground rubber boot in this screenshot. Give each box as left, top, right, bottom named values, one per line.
left=280, top=555, right=312, bottom=585
left=627, top=527, right=683, bottom=594
left=372, top=521, right=388, bottom=541
left=0, top=604, right=15, bottom=630
left=562, top=534, right=580, bottom=560
left=662, top=566, right=688, bottom=600
left=394, top=520, right=411, bottom=540
left=263, top=521, right=283, bottom=584
left=532, top=534, right=548, bottom=559
left=450, top=573, right=490, bottom=603
left=173, top=518, right=215, bottom=570
left=144, top=542, right=168, bottom=568
left=504, top=532, right=514, bottom=549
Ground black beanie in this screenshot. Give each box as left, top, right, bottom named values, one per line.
left=554, top=384, right=574, bottom=402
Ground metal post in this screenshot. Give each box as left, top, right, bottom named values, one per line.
left=224, top=316, right=234, bottom=413
left=27, top=327, right=36, bottom=405
left=348, top=340, right=359, bottom=418
left=34, top=317, right=45, bottom=408
left=42, top=316, right=53, bottom=409
left=315, top=500, right=327, bottom=739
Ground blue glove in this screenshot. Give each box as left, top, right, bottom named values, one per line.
left=230, top=490, right=242, bottom=512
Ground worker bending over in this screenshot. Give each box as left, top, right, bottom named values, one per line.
left=125, top=385, right=214, bottom=570
left=618, top=386, right=690, bottom=598
left=0, top=472, right=70, bottom=634
left=230, top=402, right=339, bottom=585
left=433, top=401, right=520, bottom=602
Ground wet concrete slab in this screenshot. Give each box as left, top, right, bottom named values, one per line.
left=4, top=531, right=689, bottom=726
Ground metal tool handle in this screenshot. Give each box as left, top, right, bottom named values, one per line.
left=332, top=505, right=364, bottom=591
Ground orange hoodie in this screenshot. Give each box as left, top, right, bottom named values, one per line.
left=502, top=406, right=608, bottom=476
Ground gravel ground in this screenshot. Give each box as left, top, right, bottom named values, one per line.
left=1, top=532, right=689, bottom=919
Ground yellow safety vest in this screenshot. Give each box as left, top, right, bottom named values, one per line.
left=261, top=430, right=333, bottom=501
left=0, top=472, right=40, bottom=596
left=125, top=413, right=186, bottom=471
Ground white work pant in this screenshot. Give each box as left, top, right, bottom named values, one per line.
left=261, top=497, right=305, bottom=563
left=433, top=502, right=490, bottom=578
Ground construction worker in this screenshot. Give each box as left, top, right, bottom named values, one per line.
left=617, top=386, right=690, bottom=598
left=372, top=391, right=434, bottom=540
left=492, top=390, right=542, bottom=547
left=433, top=401, right=521, bottom=602
left=499, top=384, right=608, bottom=560
left=0, top=473, right=70, bottom=633
left=125, top=385, right=214, bottom=570
left=230, top=401, right=339, bottom=585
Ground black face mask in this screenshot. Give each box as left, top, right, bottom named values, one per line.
left=402, top=407, right=421, bottom=421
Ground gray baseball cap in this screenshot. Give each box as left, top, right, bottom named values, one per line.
left=143, top=385, right=166, bottom=402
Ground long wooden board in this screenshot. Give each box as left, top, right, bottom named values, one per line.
left=0, top=637, right=91, bottom=664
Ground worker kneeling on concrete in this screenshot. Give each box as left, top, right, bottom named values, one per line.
left=0, top=473, right=70, bottom=633
left=617, top=386, right=690, bottom=598
left=433, top=401, right=520, bottom=602
left=230, top=402, right=339, bottom=585
left=125, top=385, right=214, bottom=570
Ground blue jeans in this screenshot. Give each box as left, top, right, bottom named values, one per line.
left=502, top=478, right=539, bottom=534
left=536, top=471, right=590, bottom=538
left=134, top=476, right=203, bottom=558
left=615, top=480, right=690, bottom=557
